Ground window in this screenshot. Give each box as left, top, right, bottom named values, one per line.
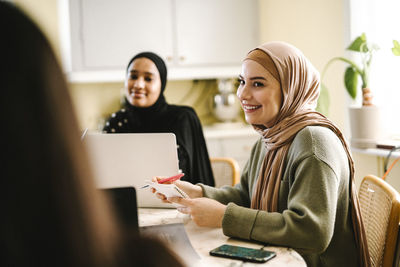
left=349, top=0, right=400, bottom=137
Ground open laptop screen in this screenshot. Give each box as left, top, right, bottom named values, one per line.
left=84, top=133, right=179, bottom=208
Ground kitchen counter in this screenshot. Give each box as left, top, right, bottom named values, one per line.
left=203, top=123, right=260, bottom=172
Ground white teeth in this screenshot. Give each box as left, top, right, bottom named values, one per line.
left=130, top=92, right=145, bottom=97
left=244, top=105, right=260, bottom=110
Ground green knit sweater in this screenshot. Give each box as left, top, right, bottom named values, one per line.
left=200, top=126, right=359, bottom=267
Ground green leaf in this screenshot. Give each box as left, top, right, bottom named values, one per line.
left=344, top=67, right=358, bottom=99
left=316, top=83, right=330, bottom=116
left=392, top=40, right=400, bottom=56
left=347, top=33, right=367, bottom=52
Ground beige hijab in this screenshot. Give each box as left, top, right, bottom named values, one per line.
left=247, top=42, right=370, bottom=267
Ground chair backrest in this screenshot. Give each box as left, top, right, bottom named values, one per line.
left=358, top=174, right=400, bottom=267
left=210, top=157, right=240, bottom=187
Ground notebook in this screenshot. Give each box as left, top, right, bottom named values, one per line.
left=84, top=133, right=180, bottom=208
left=101, top=187, right=139, bottom=230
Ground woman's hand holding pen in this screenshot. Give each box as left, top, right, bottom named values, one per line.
left=151, top=177, right=225, bottom=227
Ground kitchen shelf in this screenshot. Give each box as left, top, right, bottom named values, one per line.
left=66, top=66, right=242, bottom=84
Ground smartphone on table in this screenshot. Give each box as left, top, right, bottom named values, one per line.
left=209, top=244, right=276, bottom=263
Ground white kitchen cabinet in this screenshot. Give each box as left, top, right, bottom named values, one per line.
left=204, top=125, right=260, bottom=173
left=66, top=0, right=173, bottom=71
left=174, top=0, right=258, bottom=67
left=58, top=0, right=259, bottom=82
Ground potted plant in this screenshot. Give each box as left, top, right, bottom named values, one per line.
left=392, top=40, right=400, bottom=56
left=321, top=33, right=381, bottom=148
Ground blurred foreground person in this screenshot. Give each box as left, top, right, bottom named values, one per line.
left=0, top=2, right=184, bottom=266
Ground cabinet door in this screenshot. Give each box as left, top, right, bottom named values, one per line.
left=220, top=136, right=259, bottom=171
left=205, top=134, right=259, bottom=173
left=174, top=0, right=259, bottom=66
left=68, top=0, right=174, bottom=72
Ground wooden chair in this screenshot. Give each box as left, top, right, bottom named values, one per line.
left=358, top=174, right=400, bottom=267
left=210, top=157, right=240, bottom=187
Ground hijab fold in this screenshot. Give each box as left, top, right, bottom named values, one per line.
left=247, top=42, right=370, bottom=267
left=124, top=52, right=168, bottom=130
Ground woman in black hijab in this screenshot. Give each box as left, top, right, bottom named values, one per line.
left=103, top=52, right=215, bottom=186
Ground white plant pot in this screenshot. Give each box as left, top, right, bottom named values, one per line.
left=348, top=106, right=381, bottom=149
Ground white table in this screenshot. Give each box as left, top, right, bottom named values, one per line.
left=139, top=208, right=306, bottom=267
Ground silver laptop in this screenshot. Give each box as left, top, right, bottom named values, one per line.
left=83, top=133, right=179, bottom=208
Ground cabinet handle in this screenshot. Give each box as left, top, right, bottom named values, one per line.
left=166, top=56, right=173, bottom=62
left=179, top=56, right=186, bottom=61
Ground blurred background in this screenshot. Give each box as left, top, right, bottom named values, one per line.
left=13, top=0, right=400, bottom=191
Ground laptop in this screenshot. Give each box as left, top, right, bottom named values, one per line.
left=101, top=187, right=139, bottom=230
left=83, top=133, right=179, bottom=208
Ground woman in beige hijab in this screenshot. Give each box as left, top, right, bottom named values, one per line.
left=156, top=41, right=370, bottom=267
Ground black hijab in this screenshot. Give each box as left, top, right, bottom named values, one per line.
left=124, top=52, right=168, bottom=130
left=109, top=52, right=214, bottom=186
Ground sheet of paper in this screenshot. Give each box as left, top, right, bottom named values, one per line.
left=142, top=181, right=188, bottom=207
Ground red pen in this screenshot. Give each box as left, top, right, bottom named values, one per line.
left=157, top=173, right=185, bottom=184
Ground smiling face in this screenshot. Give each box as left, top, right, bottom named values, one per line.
left=125, top=57, right=162, bottom=107
left=237, top=60, right=283, bottom=128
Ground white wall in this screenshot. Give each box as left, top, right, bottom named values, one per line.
left=258, top=0, right=349, bottom=134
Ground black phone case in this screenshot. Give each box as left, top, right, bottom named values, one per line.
left=209, top=244, right=276, bottom=263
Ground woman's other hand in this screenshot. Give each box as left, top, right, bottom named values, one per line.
left=173, top=180, right=203, bottom=198
left=169, top=197, right=226, bottom=228
left=151, top=177, right=203, bottom=202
